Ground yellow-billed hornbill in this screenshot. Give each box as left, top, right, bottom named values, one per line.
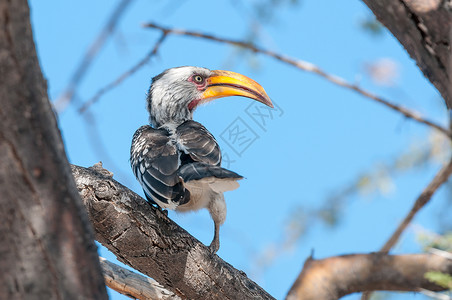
left=130, top=66, right=272, bottom=253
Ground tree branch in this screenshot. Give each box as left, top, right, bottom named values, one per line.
left=54, top=0, right=135, bottom=112
left=286, top=159, right=452, bottom=300
left=99, top=257, right=180, bottom=300
left=428, top=248, right=452, bottom=261
left=362, top=0, right=452, bottom=109
left=72, top=163, right=275, bottom=300
left=359, top=159, right=452, bottom=300
left=286, top=253, right=452, bottom=300
left=143, top=22, right=451, bottom=138
left=78, top=32, right=167, bottom=114
left=381, top=158, right=452, bottom=253
left=419, top=288, right=452, bottom=300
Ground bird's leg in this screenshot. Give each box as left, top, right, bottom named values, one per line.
left=208, top=194, right=226, bottom=254
left=209, top=221, right=220, bottom=254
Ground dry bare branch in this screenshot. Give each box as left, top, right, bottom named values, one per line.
left=428, top=248, right=452, bottom=260
left=54, top=0, right=134, bottom=112
left=143, top=22, right=451, bottom=138
left=381, top=159, right=452, bottom=252
left=419, top=288, right=452, bottom=300
left=360, top=159, right=452, bottom=300
left=99, top=257, right=180, bottom=300
left=79, top=33, right=167, bottom=113
left=71, top=163, right=275, bottom=300
left=286, top=253, right=452, bottom=300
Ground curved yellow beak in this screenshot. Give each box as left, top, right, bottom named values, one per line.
left=201, top=70, right=273, bottom=108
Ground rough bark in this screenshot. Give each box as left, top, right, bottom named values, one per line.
left=362, top=0, right=452, bottom=109
left=0, top=1, right=108, bottom=299
left=286, top=253, right=452, bottom=300
left=72, top=163, right=275, bottom=300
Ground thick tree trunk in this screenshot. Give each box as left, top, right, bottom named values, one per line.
left=362, top=0, right=452, bottom=109
left=0, top=1, right=108, bottom=299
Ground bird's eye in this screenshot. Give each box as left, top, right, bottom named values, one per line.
left=193, top=75, right=204, bottom=83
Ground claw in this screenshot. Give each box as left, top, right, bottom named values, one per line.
left=208, top=221, right=220, bottom=254
left=209, top=238, right=219, bottom=254
left=151, top=202, right=168, bottom=217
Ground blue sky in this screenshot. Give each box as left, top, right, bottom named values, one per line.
left=29, top=1, right=450, bottom=299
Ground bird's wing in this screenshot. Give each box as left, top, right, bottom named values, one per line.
left=176, top=121, right=243, bottom=193
left=176, top=120, right=222, bottom=166
left=130, top=125, right=188, bottom=208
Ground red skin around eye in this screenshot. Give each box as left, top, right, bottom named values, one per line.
left=188, top=75, right=207, bottom=91
left=187, top=75, right=209, bottom=111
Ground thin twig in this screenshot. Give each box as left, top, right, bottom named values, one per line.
left=52, top=0, right=136, bottom=184
left=361, top=159, right=452, bottom=300
left=79, top=33, right=167, bottom=113
left=54, top=0, right=134, bottom=113
left=380, top=159, right=452, bottom=253
left=143, top=22, right=452, bottom=138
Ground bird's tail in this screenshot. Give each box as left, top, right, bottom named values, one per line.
left=178, top=162, right=243, bottom=193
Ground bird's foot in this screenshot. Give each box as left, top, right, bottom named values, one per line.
left=157, top=207, right=168, bottom=216
left=208, top=238, right=219, bottom=254
left=152, top=204, right=168, bottom=216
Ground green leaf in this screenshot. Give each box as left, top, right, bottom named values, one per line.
left=425, top=271, right=452, bottom=289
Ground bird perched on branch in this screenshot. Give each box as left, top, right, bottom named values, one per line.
left=130, top=66, right=272, bottom=253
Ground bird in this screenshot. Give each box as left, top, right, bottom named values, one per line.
left=130, top=66, right=273, bottom=253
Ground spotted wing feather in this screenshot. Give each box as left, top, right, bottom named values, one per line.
left=176, top=121, right=243, bottom=192
left=176, top=121, right=222, bottom=166
left=130, top=125, right=188, bottom=208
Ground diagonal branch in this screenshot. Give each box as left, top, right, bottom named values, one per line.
left=380, top=159, right=452, bottom=253
left=360, top=158, right=452, bottom=300
left=143, top=22, right=452, bottom=138
left=54, top=0, right=134, bottom=112
left=99, top=257, right=180, bottom=300
left=78, top=33, right=167, bottom=113
left=50, top=0, right=137, bottom=184
left=286, top=252, right=452, bottom=300
left=52, top=0, right=138, bottom=184
left=71, top=163, right=275, bottom=300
